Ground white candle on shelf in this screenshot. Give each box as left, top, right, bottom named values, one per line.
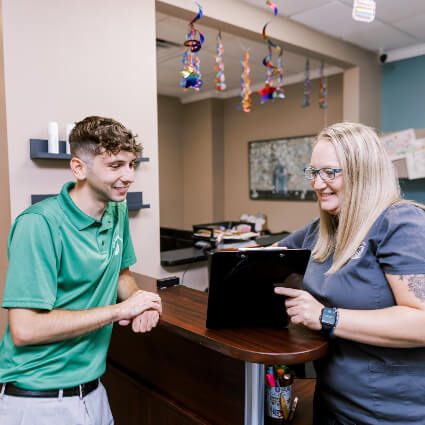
left=65, top=123, right=75, bottom=155
left=47, top=121, right=59, bottom=154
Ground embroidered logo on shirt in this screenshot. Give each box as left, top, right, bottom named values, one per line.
left=112, top=235, right=123, bottom=256
left=352, top=242, right=366, bottom=259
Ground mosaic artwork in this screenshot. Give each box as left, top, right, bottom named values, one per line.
left=248, top=135, right=317, bottom=201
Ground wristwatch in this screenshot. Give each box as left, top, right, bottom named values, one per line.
left=320, top=307, right=339, bottom=338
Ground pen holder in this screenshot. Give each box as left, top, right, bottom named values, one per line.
left=265, top=384, right=292, bottom=422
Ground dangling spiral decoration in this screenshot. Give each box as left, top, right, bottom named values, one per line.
left=258, top=1, right=285, bottom=103
left=238, top=51, right=252, bottom=113
left=302, top=59, right=311, bottom=108
left=319, top=61, right=327, bottom=110
left=214, top=32, right=226, bottom=92
left=180, top=3, right=204, bottom=91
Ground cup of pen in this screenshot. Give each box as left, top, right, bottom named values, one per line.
left=265, top=366, right=298, bottom=423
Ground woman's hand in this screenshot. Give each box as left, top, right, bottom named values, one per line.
left=274, top=287, right=323, bottom=331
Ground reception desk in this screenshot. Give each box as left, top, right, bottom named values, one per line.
left=103, top=273, right=328, bottom=425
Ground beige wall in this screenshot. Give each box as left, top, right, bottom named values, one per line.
left=181, top=99, right=214, bottom=228
left=158, top=95, right=184, bottom=228
left=0, top=3, right=11, bottom=337
left=211, top=99, right=225, bottom=222
left=158, top=74, right=343, bottom=232
left=158, top=96, right=226, bottom=230
left=2, top=0, right=161, bottom=282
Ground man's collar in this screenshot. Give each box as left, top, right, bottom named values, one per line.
left=57, top=182, right=102, bottom=230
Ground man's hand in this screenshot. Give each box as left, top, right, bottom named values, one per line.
left=116, top=290, right=162, bottom=324
left=126, top=310, right=160, bottom=333
left=274, top=287, right=323, bottom=331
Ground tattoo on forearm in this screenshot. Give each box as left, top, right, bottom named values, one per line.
left=399, top=274, right=425, bottom=302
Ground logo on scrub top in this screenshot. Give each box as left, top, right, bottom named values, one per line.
left=112, top=235, right=123, bottom=256
left=352, top=242, right=366, bottom=259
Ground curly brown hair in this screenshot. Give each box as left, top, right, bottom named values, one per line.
left=69, top=116, right=143, bottom=158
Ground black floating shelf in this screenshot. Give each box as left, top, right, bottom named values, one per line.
left=127, top=192, right=150, bottom=210
left=30, top=139, right=70, bottom=159
left=31, top=194, right=57, bottom=204
left=30, top=139, right=149, bottom=162
left=31, top=192, right=150, bottom=211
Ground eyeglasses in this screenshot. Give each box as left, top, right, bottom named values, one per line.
left=304, top=167, right=342, bottom=181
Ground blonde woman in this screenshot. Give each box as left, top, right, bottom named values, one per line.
left=275, top=122, right=425, bottom=425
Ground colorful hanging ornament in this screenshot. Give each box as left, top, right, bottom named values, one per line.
left=214, top=32, right=226, bottom=92
left=180, top=3, right=204, bottom=91
left=318, top=61, right=327, bottom=110
left=238, top=51, right=252, bottom=113
left=302, top=59, right=310, bottom=108
left=352, top=0, right=376, bottom=23
left=258, top=1, right=285, bottom=103
left=258, top=82, right=277, bottom=104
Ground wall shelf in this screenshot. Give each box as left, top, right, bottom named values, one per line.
left=30, top=139, right=150, bottom=162
left=30, top=139, right=70, bottom=159
left=31, top=191, right=150, bottom=210
left=126, top=192, right=150, bottom=210
left=31, top=194, right=57, bottom=204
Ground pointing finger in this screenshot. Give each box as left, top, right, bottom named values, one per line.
left=274, top=286, right=303, bottom=297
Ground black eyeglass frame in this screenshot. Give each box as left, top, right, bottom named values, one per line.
left=304, top=167, right=343, bottom=181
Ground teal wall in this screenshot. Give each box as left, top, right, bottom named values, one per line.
left=382, top=55, right=425, bottom=203
left=382, top=55, right=425, bottom=132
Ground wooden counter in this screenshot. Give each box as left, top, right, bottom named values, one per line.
left=103, top=273, right=326, bottom=425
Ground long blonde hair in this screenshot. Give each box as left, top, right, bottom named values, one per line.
left=312, top=122, right=402, bottom=274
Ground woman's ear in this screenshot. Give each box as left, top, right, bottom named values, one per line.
left=70, top=157, right=87, bottom=181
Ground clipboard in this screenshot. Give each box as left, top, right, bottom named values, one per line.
left=206, top=248, right=311, bottom=329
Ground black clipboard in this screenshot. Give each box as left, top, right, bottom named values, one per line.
left=206, top=248, right=311, bottom=329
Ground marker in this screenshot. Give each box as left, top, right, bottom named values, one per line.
left=266, top=373, right=276, bottom=387
left=277, top=367, right=285, bottom=382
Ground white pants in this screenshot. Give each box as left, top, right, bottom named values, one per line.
left=0, top=382, right=114, bottom=425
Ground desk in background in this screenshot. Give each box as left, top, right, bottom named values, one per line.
left=160, top=232, right=290, bottom=267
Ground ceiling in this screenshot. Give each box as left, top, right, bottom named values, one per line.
left=156, top=0, right=425, bottom=103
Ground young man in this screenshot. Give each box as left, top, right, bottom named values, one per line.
left=0, top=116, right=162, bottom=424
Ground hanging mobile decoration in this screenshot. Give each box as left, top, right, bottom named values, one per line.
left=302, top=59, right=311, bottom=108
left=258, top=1, right=285, bottom=103
left=238, top=50, right=252, bottom=113
left=318, top=61, right=327, bottom=110
left=214, top=32, right=226, bottom=92
left=180, top=3, right=204, bottom=91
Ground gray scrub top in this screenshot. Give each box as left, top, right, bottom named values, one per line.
left=279, top=203, right=425, bottom=425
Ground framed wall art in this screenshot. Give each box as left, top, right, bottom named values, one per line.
left=248, top=135, right=317, bottom=201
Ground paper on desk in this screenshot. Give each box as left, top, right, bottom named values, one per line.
left=381, top=129, right=416, bottom=160
left=406, top=138, right=425, bottom=179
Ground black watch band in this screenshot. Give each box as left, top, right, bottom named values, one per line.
left=320, top=307, right=339, bottom=337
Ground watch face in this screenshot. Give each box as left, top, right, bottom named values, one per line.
left=321, top=308, right=337, bottom=326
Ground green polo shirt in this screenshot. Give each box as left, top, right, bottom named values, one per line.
left=0, top=181, right=136, bottom=389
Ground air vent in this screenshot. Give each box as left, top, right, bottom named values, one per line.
left=156, top=38, right=181, bottom=49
